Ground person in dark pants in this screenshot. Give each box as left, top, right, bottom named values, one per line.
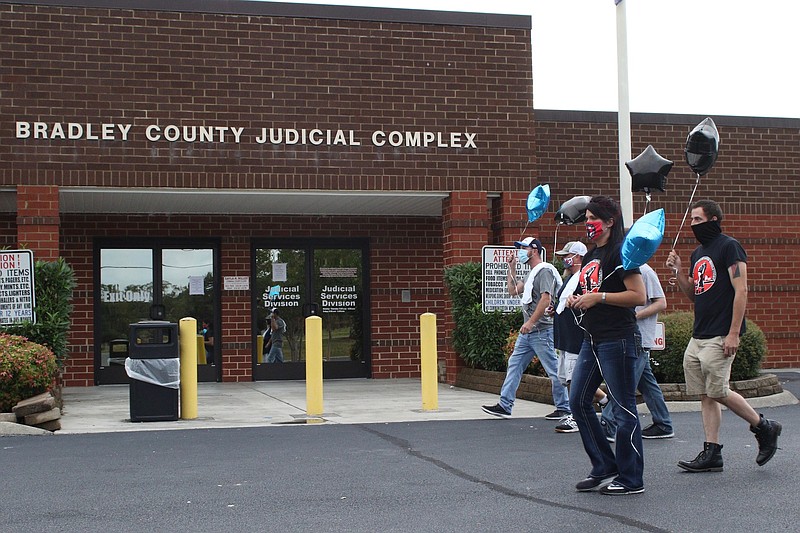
left=601, top=263, right=674, bottom=441
left=566, top=196, right=647, bottom=496
left=552, top=240, right=608, bottom=434
left=265, top=308, right=286, bottom=363
left=667, top=199, right=781, bottom=472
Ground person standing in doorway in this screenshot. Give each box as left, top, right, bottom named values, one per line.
left=201, top=319, right=215, bottom=365
left=261, top=316, right=272, bottom=363
left=667, top=199, right=781, bottom=472
left=266, top=308, right=287, bottom=363
left=481, top=237, right=570, bottom=420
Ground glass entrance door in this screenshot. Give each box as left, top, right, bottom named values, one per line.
left=252, top=240, right=370, bottom=380
left=95, top=240, right=220, bottom=385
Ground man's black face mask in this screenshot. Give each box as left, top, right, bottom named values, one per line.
left=691, top=219, right=721, bottom=246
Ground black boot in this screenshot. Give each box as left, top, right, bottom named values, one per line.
left=751, top=414, right=782, bottom=466
left=678, top=442, right=724, bottom=472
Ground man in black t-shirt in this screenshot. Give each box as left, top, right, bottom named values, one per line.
left=667, top=199, right=781, bottom=472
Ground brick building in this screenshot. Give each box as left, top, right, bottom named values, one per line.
left=1, top=0, right=797, bottom=387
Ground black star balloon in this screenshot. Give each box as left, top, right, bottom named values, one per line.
left=685, top=117, right=719, bottom=176
left=554, top=195, right=592, bottom=225
left=626, top=145, right=673, bottom=193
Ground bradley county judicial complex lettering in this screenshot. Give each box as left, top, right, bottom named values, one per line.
left=15, top=122, right=478, bottom=149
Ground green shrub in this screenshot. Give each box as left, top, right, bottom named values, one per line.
left=0, top=333, right=59, bottom=412
left=1, top=258, right=75, bottom=365
left=444, top=262, right=521, bottom=371
left=650, top=311, right=766, bottom=383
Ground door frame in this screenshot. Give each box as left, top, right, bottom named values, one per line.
left=250, top=238, right=371, bottom=380
left=93, top=237, right=222, bottom=385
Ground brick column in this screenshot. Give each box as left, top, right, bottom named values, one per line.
left=220, top=236, right=253, bottom=382
left=441, top=191, right=491, bottom=383
left=492, top=191, right=528, bottom=244
left=16, top=185, right=60, bottom=261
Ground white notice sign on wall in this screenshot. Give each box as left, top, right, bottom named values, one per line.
left=223, top=276, right=250, bottom=291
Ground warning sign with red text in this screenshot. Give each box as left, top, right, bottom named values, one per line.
left=0, top=250, right=36, bottom=325
left=481, top=246, right=532, bottom=313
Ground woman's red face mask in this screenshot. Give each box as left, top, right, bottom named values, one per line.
left=586, top=220, right=604, bottom=240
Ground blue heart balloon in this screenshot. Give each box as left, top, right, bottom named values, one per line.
left=621, top=208, right=665, bottom=270
left=526, top=184, right=550, bottom=222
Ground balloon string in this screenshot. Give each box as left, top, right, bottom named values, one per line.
left=644, top=192, right=651, bottom=216
left=668, top=171, right=701, bottom=286
left=520, top=221, right=530, bottom=242
left=671, top=172, right=701, bottom=250
left=553, top=224, right=560, bottom=263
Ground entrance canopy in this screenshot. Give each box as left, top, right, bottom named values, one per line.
left=1, top=188, right=450, bottom=217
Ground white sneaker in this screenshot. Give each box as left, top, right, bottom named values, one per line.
left=555, top=415, right=579, bottom=433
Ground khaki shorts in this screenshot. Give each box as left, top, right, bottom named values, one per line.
left=683, top=336, right=733, bottom=398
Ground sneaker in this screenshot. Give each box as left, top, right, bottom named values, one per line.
left=599, top=481, right=644, bottom=496
left=575, top=474, right=616, bottom=492
left=751, top=415, right=782, bottom=466
left=555, top=415, right=579, bottom=433
left=545, top=409, right=570, bottom=420
left=595, top=398, right=609, bottom=412
left=481, top=403, right=511, bottom=419
left=642, top=423, right=674, bottom=439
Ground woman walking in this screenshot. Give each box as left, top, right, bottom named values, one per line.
left=566, top=196, right=647, bottom=495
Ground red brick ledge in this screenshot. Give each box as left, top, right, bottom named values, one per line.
left=455, top=368, right=784, bottom=405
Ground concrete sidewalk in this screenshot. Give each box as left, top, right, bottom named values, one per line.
left=54, top=379, right=556, bottom=434
left=2, top=375, right=796, bottom=436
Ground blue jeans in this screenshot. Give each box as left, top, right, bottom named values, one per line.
left=570, top=334, right=644, bottom=490
left=267, top=343, right=284, bottom=363
left=499, top=326, right=569, bottom=413
left=601, top=350, right=673, bottom=435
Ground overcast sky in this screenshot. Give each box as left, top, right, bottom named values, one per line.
left=260, top=0, right=800, bottom=119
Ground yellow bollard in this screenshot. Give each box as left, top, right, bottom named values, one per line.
left=420, top=312, right=439, bottom=411
left=305, top=315, right=324, bottom=416
left=179, top=317, right=198, bottom=420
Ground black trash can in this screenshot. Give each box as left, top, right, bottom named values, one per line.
left=126, top=321, right=180, bottom=422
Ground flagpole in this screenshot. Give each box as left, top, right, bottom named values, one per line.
left=616, top=0, right=633, bottom=226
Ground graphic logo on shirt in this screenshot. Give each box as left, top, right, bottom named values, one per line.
left=693, top=255, right=716, bottom=295
left=579, top=259, right=602, bottom=294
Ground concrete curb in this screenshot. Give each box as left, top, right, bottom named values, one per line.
left=0, top=421, right=54, bottom=436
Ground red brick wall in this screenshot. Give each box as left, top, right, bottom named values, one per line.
left=0, top=3, right=536, bottom=193
left=535, top=111, right=800, bottom=368
left=0, top=214, right=16, bottom=248
left=3, top=2, right=798, bottom=376
left=59, top=213, right=444, bottom=386
left=1, top=2, right=534, bottom=385
left=15, top=185, right=60, bottom=261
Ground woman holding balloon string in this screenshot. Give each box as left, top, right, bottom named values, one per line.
left=566, top=195, right=648, bottom=496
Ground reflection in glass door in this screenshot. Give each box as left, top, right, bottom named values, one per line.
left=315, top=248, right=364, bottom=364
left=95, top=240, right=220, bottom=385
left=252, top=240, right=369, bottom=380
left=98, top=249, right=153, bottom=382
left=161, top=249, right=217, bottom=380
